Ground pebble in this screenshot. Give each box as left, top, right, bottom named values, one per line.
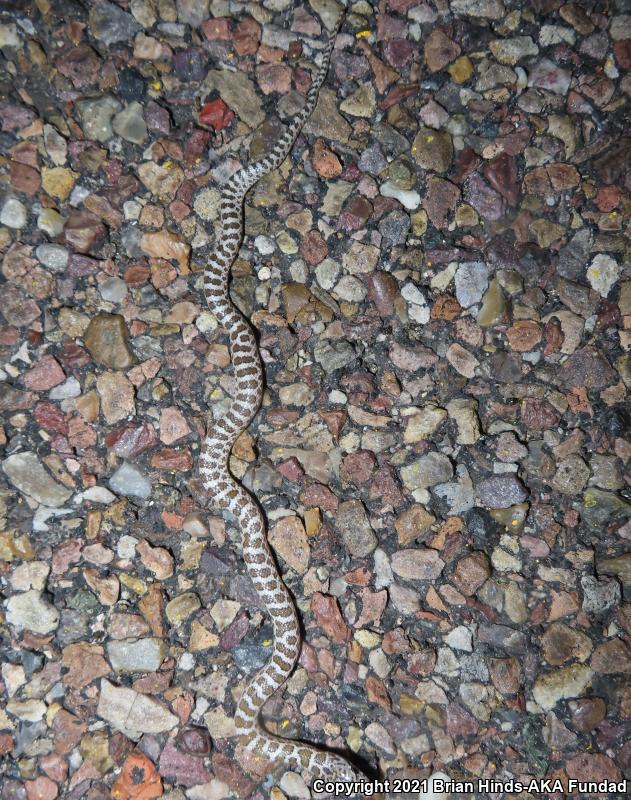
left=96, top=371, right=135, bottom=423
left=35, top=244, right=69, bottom=273
left=335, top=499, right=378, bottom=557
left=109, top=462, right=151, bottom=500
left=2, top=452, right=73, bottom=507
left=89, top=0, right=141, bottom=45
left=76, top=95, right=122, bottom=142
left=5, top=589, right=60, bottom=634
left=0, top=197, right=27, bottom=228
left=112, top=101, right=148, bottom=144
left=268, top=516, right=310, bottom=574
left=412, top=128, right=453, bottom=173
left=490, top=36, right=539, bottom=65
left=454, top=262, right=488, bottom=308
left=476, top=475, right=528, bottom=509
left=85, top=313, right=135, bottom=369
left=97, top=679, right=178, bottom=738
left=586, top=253, right=620, bottom=298
left=533, top=664, right=593, bottom=711
left=400, top=452, right=454, bottom=490
left=106, top=637, right=168, bottom=673
left=380, top=181, right=421, bottom=210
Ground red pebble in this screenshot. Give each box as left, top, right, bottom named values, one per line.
left=199, top=99, right=235, bottom=131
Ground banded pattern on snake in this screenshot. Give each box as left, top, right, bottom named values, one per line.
left=198, top=6, right=360, bottom=787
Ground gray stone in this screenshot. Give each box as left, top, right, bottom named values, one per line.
left=2, top=452, right=73, bottom=507
left=400, top=452, right=453, bottom=491
left=336, top=499, right=378, bottom=558
left=107, top=638, right=168, bottom=673
left=451, top=0, right=505, bottom=18
left=455, top=262, right=489, bottom=308
left=313, top=339, right=355, bottom=372
left=89, top=0, right=141, bottom=45
left=35, top=244, right=69, bottom=273
left=76, top=95, right=122, bottom=142
left=359, top=142, right=387, bottom=175
left=581, top=575, right=621, bottom=615
left=552, top=455, right=590, bottom=495
left=476, top=475, right=528, bottom=509
left=490, top=36, right=539, bottom=65
left=109, top=462, right=151, bottom=500
left=391, top=548, right=445, bottom=581
left=112, top=102, right=147, bottom=144
left=99, top=277, right=128, bottom=303
left=176, top=0, right=209, bottom=26
left=0, top=197, right=27, bottom=228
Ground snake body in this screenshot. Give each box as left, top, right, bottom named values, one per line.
left=198, top=8, right=359, bottom=786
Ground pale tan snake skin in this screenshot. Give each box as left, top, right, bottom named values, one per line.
left=198, top=7, right=362, bottom=789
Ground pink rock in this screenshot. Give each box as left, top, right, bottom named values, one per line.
left=26, top=776, right=58, bottom=800
left=256, top=63, right=292, bottom=95
left=159, top=406, right=190, bottom=445
left=300, top=230, right=328, bottom=265
left=23, top=355, right=65, bottom=391
left=104, top=422, right=157, bottom=458
left=311, top=592, right=350, bottom=643
left=201, top=17, right=232, bottom=40
left=234, top=17, right=261, bottom=56
left=158, top=738, right=213, bottom=787
left=34, top=402, right=68, bottom=434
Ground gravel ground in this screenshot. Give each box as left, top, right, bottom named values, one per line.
left=1, top=1, right=630, bottom=799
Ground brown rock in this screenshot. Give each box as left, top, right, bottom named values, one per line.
left=25, top=776, right=58, bottom=800
left=159, top=406, right=190, bottom=445
left=591, top=639, right=631, bottom=674
left=520, top=398, right=561, bottom=431
left=53, top=709, right=87, bottom=755
left=62, top=643, right=110, bottom=689
left=394, top=504, right=436, bottom=545
left=558, top=346, right=616, bottom=389
left=63, top=209, right=107, bottom=253
left=96, top=371, right=135, bottom=424
left=569, top=697, right=606, bottom=732
left=269, top=516, right=310, bottom=574
left=300, top=230, right=328, bottom=265
left=424, top=29, right=461, bottom=72
left=85, top=313, right=135, bottom=369
left=137, top=540, right=174, bottom=580
left=312, top=139, right=342, bottom=178
left=490, top=657, right=522, bottom=694
left=11, top=161, right=40, bottom=195
left=311, top=592, right=350, bottom=643
left=566, top=753, right=622, bottom=784
left=453, top=552, right=491, bottom=596
left=423, top=176, right=460, bottom=228
left=541, top=622, right=592, bottom=666
left=366, top=271, right=399, bottom=316
left=391, top=548, right=445, bottom=581
left=412, top=128, right=453, bottom=173
left=506, top=320, right=542, bottom=352
left=523, top=164, right=580, bottom=195
left=483, top=153, right=518, bottom=206
left=150, top=448, right=193, bottom=471
left=140, top=230, right=190, bottom=271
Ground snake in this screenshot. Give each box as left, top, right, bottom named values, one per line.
left=197, top=5, right=361, bottom=788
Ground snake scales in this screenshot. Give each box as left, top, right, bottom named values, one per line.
left=198, top=6, right=360, bottom=789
